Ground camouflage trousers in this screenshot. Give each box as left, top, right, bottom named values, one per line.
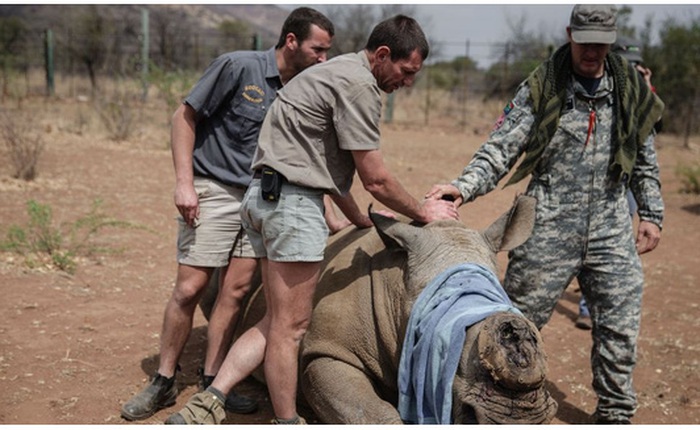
left=503, top=189, right=642, bottom=423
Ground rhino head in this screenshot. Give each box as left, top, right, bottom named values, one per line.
left=369, top=195, right=557, bottom=424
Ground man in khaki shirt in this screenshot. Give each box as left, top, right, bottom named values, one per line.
left=166, top=14, right=458, bottom=425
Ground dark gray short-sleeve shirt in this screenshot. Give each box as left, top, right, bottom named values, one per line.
left=252, top=51, right=382, bottom=195
left=186, top=48, right=281, bottom=188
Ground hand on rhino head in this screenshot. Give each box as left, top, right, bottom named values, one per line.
left=369, top=195, right=537, bottom=293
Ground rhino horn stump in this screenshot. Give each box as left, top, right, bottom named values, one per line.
left=460, top=312, right=557, bottom=424
left=477, top=312, right=546, bottom=390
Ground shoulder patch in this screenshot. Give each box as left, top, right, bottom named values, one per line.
left=492, top=101, right=516, bottom=132
left=503, top=101, right=515, bottom=115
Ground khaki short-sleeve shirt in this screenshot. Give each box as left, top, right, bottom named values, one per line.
left=252, top=51, right=382, bottom=195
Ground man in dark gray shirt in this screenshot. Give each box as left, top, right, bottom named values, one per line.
left=120, top=7, right=334, bottom=421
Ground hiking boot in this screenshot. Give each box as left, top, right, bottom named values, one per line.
left=121, top=373, right=178, bottom=421
left=593, top=412, right=631, bottom=424
left=575, top=314, right=592, bottom=330
left=271, top=415, right=307, bottom=424
left=199, top=368, right=258, bottom=414
left=596, top=418, right=631, bottom=424
left=164, top=390, right=226, bottom=425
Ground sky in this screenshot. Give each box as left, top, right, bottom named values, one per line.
left=283, top=3, right=700, bottom=68
left=412, top=3, right=700, bottom=67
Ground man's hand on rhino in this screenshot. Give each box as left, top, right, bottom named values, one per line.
left=373, top=209, right=397, bottom=220
left=420, top=198, right=460, bottom=223
left=425, top=184, right=464, bottom=207
left=352, top=210, right=397, bottom=229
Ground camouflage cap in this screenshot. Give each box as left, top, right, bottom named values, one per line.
left=569, top=4, right=617, bottom=44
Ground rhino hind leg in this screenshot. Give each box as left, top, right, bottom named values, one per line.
left=301, top=356, right=402, bottom=424
left=477, top=312, right=547, bottom=391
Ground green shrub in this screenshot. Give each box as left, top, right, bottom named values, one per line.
left=0, top=199, right=145, bottom=273
left=677, top=164, right=700, bottom=195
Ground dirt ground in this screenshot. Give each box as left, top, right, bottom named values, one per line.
left=1, top=95, right=699, bottom=425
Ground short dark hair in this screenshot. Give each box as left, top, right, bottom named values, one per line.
left=275, top=7, right=334, bottom=49
left=365, top=15, right=429, bottom=61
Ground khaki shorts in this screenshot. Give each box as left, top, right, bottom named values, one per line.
left=177, top=177, right=255, bottom=267
left=241, top=179, right=328, bottom=262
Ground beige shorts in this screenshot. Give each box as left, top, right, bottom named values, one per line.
left=177, top=177, right=255, bottom=267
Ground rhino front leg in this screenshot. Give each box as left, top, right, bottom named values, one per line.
left=301, top=356, right=402, bottom=424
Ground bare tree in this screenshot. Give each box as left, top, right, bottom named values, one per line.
left=76, top=6, right=109, bottom=93
left=653, top=16, right=700, bottom=144
left=219, top=19, right=252, bottom=52
left=323, top=4, right=376, bottom=55
left=321, top=4, right=434, bottom=57
left=0, top=16, right=27, bottom=100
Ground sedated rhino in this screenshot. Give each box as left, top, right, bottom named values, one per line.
left=203, top=195, right=557, bottom=424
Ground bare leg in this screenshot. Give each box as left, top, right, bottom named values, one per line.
left=264, top=259, right=320, bottom=420
left=158, top=264, right=212, bottom=377
left=203, top=257, right=258, bottom=376
left=211, top=258, right=273, bottom=393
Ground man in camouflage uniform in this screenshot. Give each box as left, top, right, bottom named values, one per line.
left=427, top=5, right=664, bottom=424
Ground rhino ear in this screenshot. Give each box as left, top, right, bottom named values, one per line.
left=482, top=195, right=536, bottom=252
left=369, top=205, right=423, bottom=252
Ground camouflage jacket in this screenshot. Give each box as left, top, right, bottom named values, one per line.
left=452, top=71, right=664, bottom=228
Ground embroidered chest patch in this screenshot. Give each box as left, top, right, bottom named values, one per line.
left=242, top=84, right=264, bottom=103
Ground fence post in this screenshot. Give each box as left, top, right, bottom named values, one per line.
left=502, top=42, right=510, bottom=99
left=141, top=8, right=149, bottom=101
left=44, top=29, right=54, bottom=97
left=252, top=33, right=262, bottom=51
left=462, top=39, right=470, bottom=130
left=424, top=66, right=431, bottom=126
left=195, top=33, right=200, bottom=71
left=384, top=93, right=394, bottom=124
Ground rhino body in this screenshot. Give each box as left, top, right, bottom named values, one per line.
left=204, top=196, right=557, bottom=424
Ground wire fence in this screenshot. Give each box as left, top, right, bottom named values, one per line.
left=1, top=23, right=516, bottom=136
left=1, top=7, right=526, bottom=102
left=2, top=9, right=697, bottom=137
left=4, top=30, right=262, bottom=93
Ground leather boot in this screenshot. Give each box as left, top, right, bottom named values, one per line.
left=199, top=368, right=258, bottom=414
left=121, top=372, right=178, bottom=421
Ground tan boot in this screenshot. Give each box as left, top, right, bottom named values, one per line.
left=271, top=415, right=307, bottom=424
left=164, top=390, right=226, bottom=424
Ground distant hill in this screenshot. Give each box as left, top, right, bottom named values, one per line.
left=0, top=4, right=289, bottom=50
left=0, top=4, right=290, bottom=74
